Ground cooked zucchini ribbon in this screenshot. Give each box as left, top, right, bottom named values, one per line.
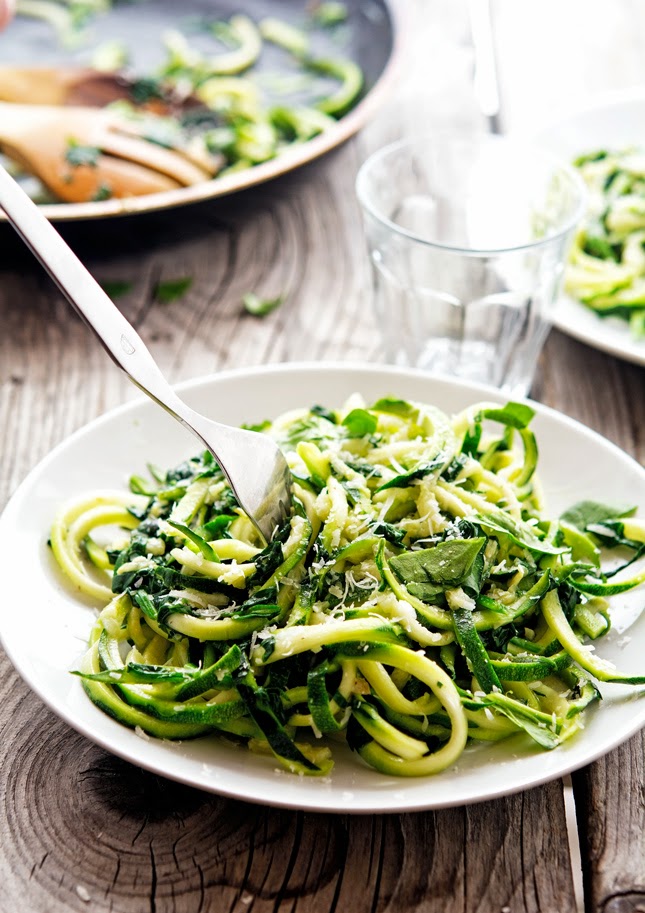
left=567, top=148, right=645, bottom=338
left=52, top=396, right=645, bottom=776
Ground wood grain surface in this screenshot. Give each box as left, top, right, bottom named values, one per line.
left=0, top=1, right=644, bottom=911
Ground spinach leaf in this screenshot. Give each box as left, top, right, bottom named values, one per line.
left=389, top=537, right=486, bottom=600
left=442, top=453, right=469, bottom=482
left=154, top=277, right=193, bottom=304
left=100, top=280, right=133, bottom=299
left=376, top=452, right=447, bottom=492
left=370, top=520, right=406, bottom=547
left=371, top=397, right=416, bottom=418
left=219, top=586, right=280, bottom=620
left=478, top=402, right=535, bottom=430
left=461, top=422, right=482, bottom=457
left=472, top=512, right=564, bottom=556
left=560, top=500, right=636, bottom=531
left=311, top=404, right=337, bottom=424
left=203, top=514, right=237, bottom=538
left=249, top=520, right=291, bottom=585
left=342, top=408, right=377, bottom=438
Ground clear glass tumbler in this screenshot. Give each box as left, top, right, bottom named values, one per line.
left=356, top=133, right=586, bottom=397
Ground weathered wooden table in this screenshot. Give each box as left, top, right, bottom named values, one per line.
left=1, top=2, right=644, bottom=910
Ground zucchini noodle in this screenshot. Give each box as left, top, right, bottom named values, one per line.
left=9, top=5, right=363, bottom=203
left=567, top=148, right=645, bottom=339
left=51, top=396, right=645, bottom=777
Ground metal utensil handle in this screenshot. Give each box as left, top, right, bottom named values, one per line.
left=0, top=164, right=201, bottom=431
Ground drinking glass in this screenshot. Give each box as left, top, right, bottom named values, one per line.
left=356, top=133, right=586, bottom=396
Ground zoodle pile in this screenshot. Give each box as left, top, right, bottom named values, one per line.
left=51, top=397, right=645, bottom=777
left=567, top=148, right=645, bottom=339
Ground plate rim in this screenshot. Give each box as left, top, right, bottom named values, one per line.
left=2, top=361, right=645, bottom=813
left=0, top=0, right=406, bottom=223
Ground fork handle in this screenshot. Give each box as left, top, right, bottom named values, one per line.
left=0, top=164, right=215, bottom=438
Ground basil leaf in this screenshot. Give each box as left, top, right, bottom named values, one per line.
left=342, top=408, right=377, bottom=438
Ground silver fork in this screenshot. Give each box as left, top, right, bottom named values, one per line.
left=0, top=165, right=292, bottom=543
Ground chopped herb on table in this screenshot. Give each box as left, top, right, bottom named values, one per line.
left=100, top=280, right=133, bottom=299
left=154, top=277, right=193, bottom=304
left=242, top=293, right=284, bottom=317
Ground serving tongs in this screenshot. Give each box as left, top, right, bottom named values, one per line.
left=0, top=164, right=292, bottom=543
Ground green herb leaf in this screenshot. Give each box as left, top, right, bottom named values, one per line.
left=478, top=402, right=535, bottom=430
left=311, top=405, right=337, bottom=424
left=101, top=280, right=133, bottom=299
left=154, top=277, right=193, bottom=304
left=92, top=183, right=113, bottom=202
left=203, top=514, right=237, bottom=538
left=560, top=500, right=636, bottom=531
left=371, top=397, right=415, bottom=418
left=370, top=520, right=406, bottom=547
left=342, top=408, right=377, bottom=438
left=243, top=292, right=284, bottom=316
left=129, top=76, right=166, bottom=105
left=242, top=420, right=271, bottom=433
left=472, top=511, right=565, bottom=555
left=65, top=141, right=100, bottom=168
left=376, top=452, right=446, bottom=492
left=389, top=537, right=486, bottom=598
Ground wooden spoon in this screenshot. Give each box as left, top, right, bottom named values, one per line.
left=0, top=65, right=193, bottom=113
left=0, top=102, right=213, bottom=203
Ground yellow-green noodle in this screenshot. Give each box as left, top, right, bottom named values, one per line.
left=51, top=395, right=645, bottom=776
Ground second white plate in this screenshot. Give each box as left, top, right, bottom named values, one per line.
left=535, top=88, right=645, bottom=366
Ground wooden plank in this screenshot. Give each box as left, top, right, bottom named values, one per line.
left=3, top=0, right=635, bottom=910
left=0, top=679, right=575, bottom=912
left=573, top=740, right=645, bottom=913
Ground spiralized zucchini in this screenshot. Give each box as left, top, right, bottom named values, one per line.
left=51, top=396, right=645, bottom=777
left=567, top=148, right=645, bottom=339
left=10, top=5, right=362, bottom=202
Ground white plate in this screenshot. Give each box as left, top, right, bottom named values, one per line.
left=534, top=89, right=645, bottom=366
left=1, top=363, right=644, bottom=813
